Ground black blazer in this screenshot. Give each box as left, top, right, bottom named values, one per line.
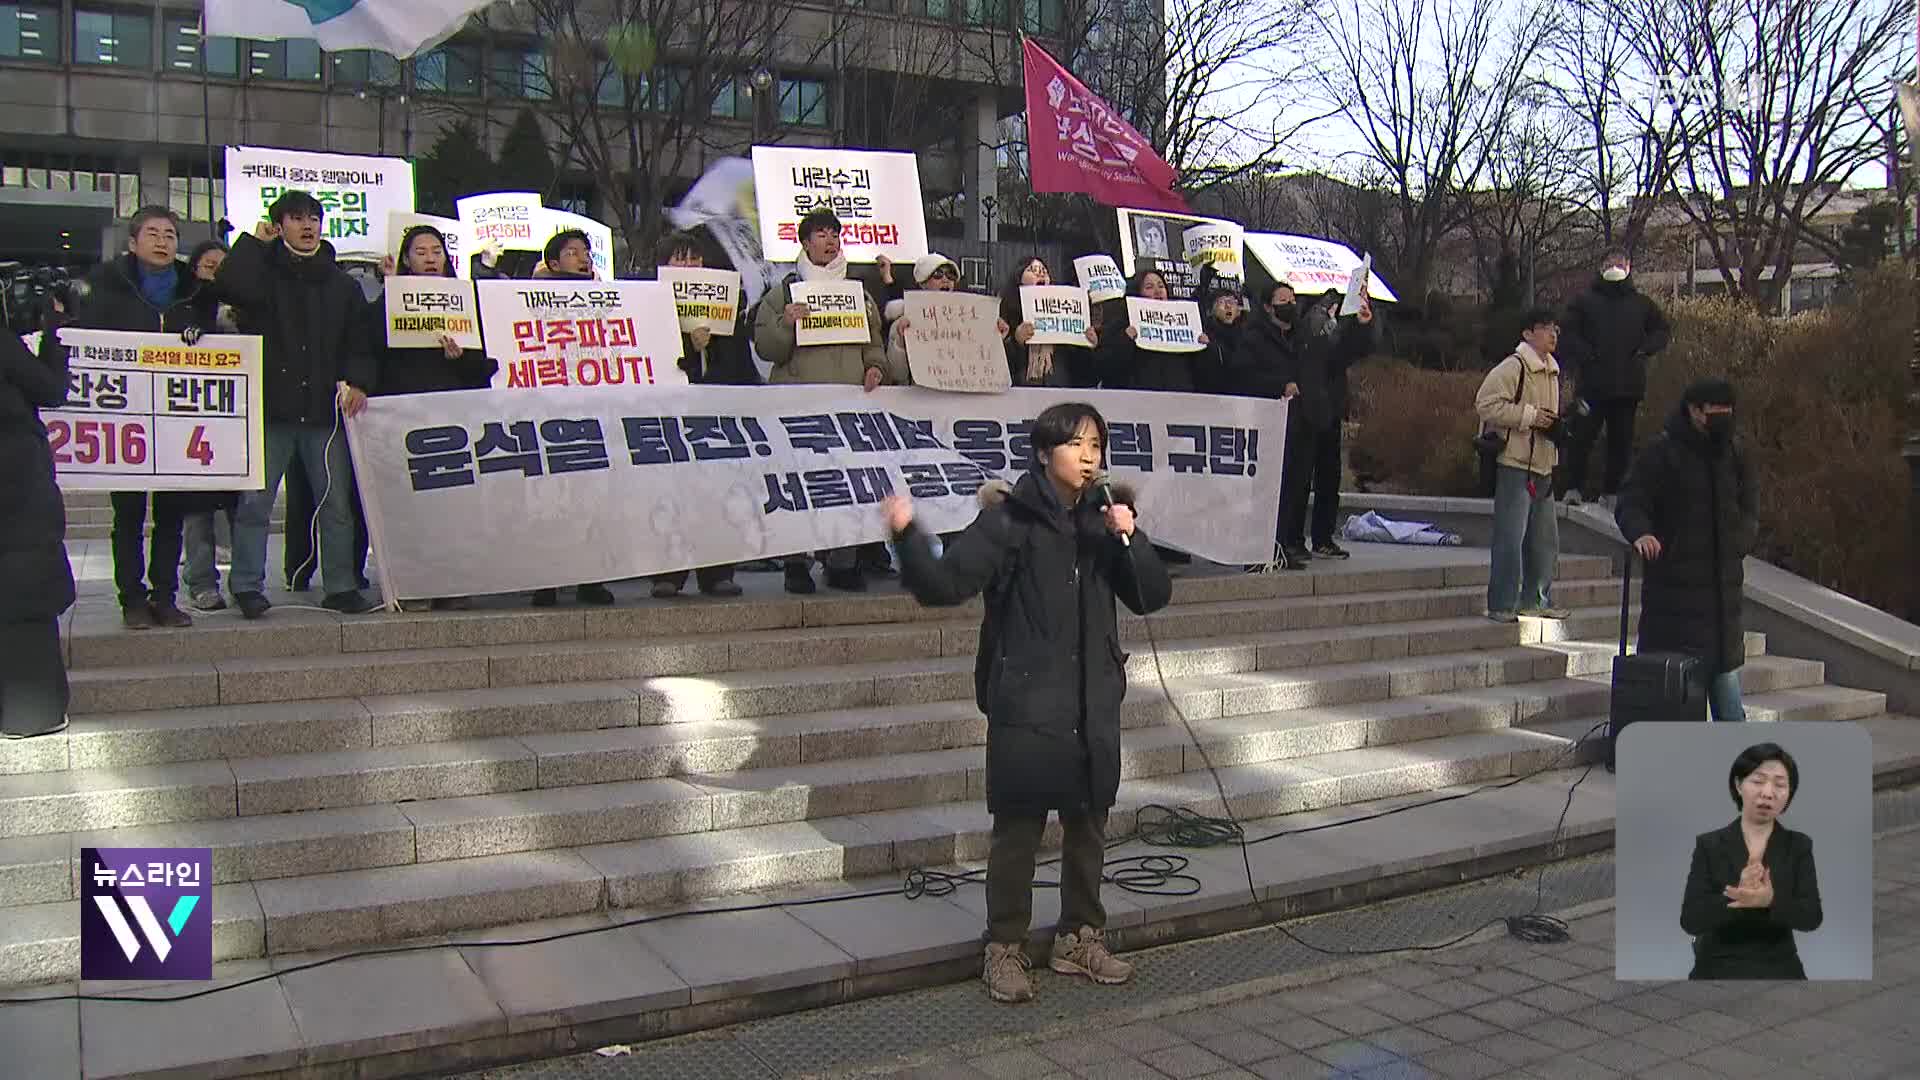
left=1680, top=819, right=1822, bottom=979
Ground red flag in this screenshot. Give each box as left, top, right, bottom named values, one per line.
left=1022, top=39, right=1187, bottom=213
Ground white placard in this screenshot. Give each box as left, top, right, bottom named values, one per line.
left=1020, top=286, right=1093, bottom=346
left=477, top=279, right=685, bottom=392
left=345, top=385, right=1287, bottom=599
left=1339, top=254, right=1373, bottom=316
left=1125, top=298, right=1206, bottom=353
left=1242, top=232, right=1400, bottom=303
left=456, top=192, right=543, bottom=253
left=1073, top=255, right=1127, bottom=303
left=752, top=147, right=929, bottom=264
left=224, top=146, right=414, bottom=260
left=1183, top=221, right=1245, bottom=280
left=47, top=328, right=265, bottom=491
left=903, top=290, right=1008, bottom=393
left=387, top=211, right=469, bottom=279
left=790, top=282, right=873, bottom=347
left=1116, top=207, right=1238, bottom=299
left=383, top=277, right=482, bottom=349
left=540, top=207, right=616, bottom=280
left=657, top=267, right=743, bottom=335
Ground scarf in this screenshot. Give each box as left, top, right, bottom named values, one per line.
left=794, top=251, right=849, bottom=282
left=136, top=263, right=177, bottom=310
left=1026, top=343, right=1055, bottom=384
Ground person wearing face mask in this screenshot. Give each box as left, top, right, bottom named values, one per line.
left=1267, top=282, right=1375, bottom=569
left=1614, top=379, right=1756, bottom=723
left=1557, top=249, right=1673, bottom=508
left=1680, top=743, right=1821, bottom=979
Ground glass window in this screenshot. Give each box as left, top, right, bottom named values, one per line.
left=167, top=170, right=223, bottom=223
left=0, top=3, right=61, bottom=61
left=964, top=0, right=1008, bottom=28
left=1022, top=0, right=1063, bottom=35
left=642, top=67, right=687, bottom=112
left=332, top=49, right=401, bottom=88
left=244, top=39, right=318, bottom=81
left=710, top=76, right=749, bottom=120
left=415, top=43, right=480, bottom=95
left=490, top=46, right=549, bottom=100
left=595, top=65, right=624, bottom=107
left=903, top=0, right=953, bottom=17
left=73, top=8, right=151, bottom=68
left=778, top=78, right=828, bottom=127
left=204, top=34, right=237, bottom=77
left=163, top=15, right=201, bottom=72
left=116, top=171, right=140, bottom=217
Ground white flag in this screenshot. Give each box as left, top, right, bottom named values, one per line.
left=204, top=0, right=493, bottom=59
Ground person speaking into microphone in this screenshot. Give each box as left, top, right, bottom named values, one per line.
left=882, top=402, right=1172, bottom=1004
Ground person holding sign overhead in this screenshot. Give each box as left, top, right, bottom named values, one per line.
left=1000, top=257, right=1098, bottom=388
left=752, top=208, right=888, bottom=595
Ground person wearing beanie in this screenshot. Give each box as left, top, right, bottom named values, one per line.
left=1614, top=378, right=1756, bottom=722
left=1557, top=248, right=1673, bottom=508
left=881, top=254, right=1009, bottom=386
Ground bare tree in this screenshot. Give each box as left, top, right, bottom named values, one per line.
left=1461, top=90, right=1598, bottom=303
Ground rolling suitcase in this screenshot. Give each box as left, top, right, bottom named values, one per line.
left=1605, top=550, right=1706, bottom=771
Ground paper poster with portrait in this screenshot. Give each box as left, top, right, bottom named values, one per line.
left=1116, top=207, right=1241, bottom=300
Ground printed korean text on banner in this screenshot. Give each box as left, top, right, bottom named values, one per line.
left=48, top=329, right=265, bottom=491
left=1022, top=39, right=1187, bottom=214
left=902, top=290, right=1008, bottom=393
left=791, top=282, right=873, bottom=347
left=225, top=146, right=414, bottom=260
left=1183, top=222, right=1245, bottom=280
left=346, top=385, right=1286, bottom=599
left=1073, top=255, right=1127, bottom=303
left=457, top=192, right=541, bottom=252
left=387, top=211, right=470, bottom=278
left=657, top=267, right=743, bottom=335
left=1117, top=208, right=1239, bottom=299
left=1125, top=298, right=1205, bottom=353
left=541, top=208, right=616, bottom=280
left=751, top=147, right=929, bottom=264
left=1339, top=254, right=1373, bottom=317
left=384, top=277, right=482, bottom=350
left=477, top=280, right=685, bottom=392
left=1241, top=232, right=1399, bottom=303
left=1020, top=286, right=1093, bottom=346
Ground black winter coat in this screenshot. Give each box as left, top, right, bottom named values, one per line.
left=894, top=472, right=1173, bottom=816
left=365, top=281, right=497, bottom=396
left=1559, top=278, right=1672, bottom=402
left=1277, top=304, right=1373, bottom=432
left=62, top=255, right=217, bottom=337
left=1615, top=406, right=1757, bottom=674
left=1193, top=314, right=1244, bottom=395
left=1681, top=819, right=1821, bottom=979
left=1223, top=310, right=1296, bottom=400
left=679, top=310, right=762, bottom=386
left=1096, top=308, right=1195, bottom=392
left=0, top=330, right=75, bottom=622
left=215, top=233, right=377, bottom=425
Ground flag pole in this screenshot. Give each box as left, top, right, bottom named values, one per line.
left=199, top=13, right=223, bottom=232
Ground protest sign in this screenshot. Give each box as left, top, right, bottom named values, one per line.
left=540, top=207, right=616, bottom=280
left=752, top=147, right=928, bottom=263
left=1241, top=232, right=1399, bottom=303
left=902, top=290, right=1008, bottom=393
left=456, top=192, right=541, bottom=252
left=1116, top=207, right=1239, bottom=299
left=1020, top=286, right=1093, bottom=346
left=657, top=267, right=743, bottom=335
left=1183, top=222, right=1245, bottom=280
left=47, top=328, right=264, bottom=491
left=1073, top=255, right=1127, bottom=303
left=791, top=282, right=873, bottom=347
left=477, top=280, right=685, bottom=392
left=1125, top=298, right=1205, bottom=352
left=225, top=146, right=412, bottom=260
left=384, top=277, right=482, bottom=350
left=387, top=211, right=469, bottom=278
left=347, top=385, right=1286, bottom=599
left=1340, top=254, right=1373, bottom=316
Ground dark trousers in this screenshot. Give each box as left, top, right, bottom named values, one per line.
left=1278, top=420, right=1343, bottom=548
left=110, top=491, right=188, bottom=608
left=285, top=449, right=369, bottom=588
left=987, top=809, right=1108, bottom=944
left=1561, top=397, right=1638, bottom=497
left=0, top=619, right=68, bottom=736
left=652, top=565, right=736, bottom=591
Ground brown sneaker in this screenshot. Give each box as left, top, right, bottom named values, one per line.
left=982, top=942, right=1034, bottom=1003
left=1050, top=927, right=1133, bottom=985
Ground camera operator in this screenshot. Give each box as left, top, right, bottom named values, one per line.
left=1474, top=308, right=1571, bottom=623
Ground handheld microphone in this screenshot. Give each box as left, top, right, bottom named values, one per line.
left=1091, top=474, right=1131, bottom=548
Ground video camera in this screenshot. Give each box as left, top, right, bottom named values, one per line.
left=3, top=265, right=79, bottom=336
left=1544, top=397, right=1592, bottom=447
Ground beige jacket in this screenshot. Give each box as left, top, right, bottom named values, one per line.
left=1474, top=343, right=1564, bottom=477
left=752, top=275, right=887, bottom=386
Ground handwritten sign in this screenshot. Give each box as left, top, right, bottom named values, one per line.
left=657, top=267, right=743, bottom=335
left=791, top=282, right=873, bottom=347
left=383, top=277, right=481, bottom=349
left=1125, top=297, right=1205, bottom=353
left=1020, top=286, right=1092, bottom=346
left=902, top=290, right=1009, bottom=393
left=1073, top=255, right=1127, bottom=303
left=1184, top=222, right=1245, bottom=280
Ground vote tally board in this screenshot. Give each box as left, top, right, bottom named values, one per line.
left=45, top=328, right=266, bottom=491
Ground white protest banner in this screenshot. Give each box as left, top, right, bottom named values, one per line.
left=1116, top=207, right=1238, bottom=299
left=1339, top=254, right=1373, bottom=317
left=457, top=192, right=542, bottom=252
left=225, top=146, right=413, bottom=260
left=1242, top=232, right=1399, bottom=303
left=903, top=290, right=1008, bottom=393
left=1020, top=286, right=1093, bottom=346
left=752, top=147, right=929, bottom=264
left=1073, top=255, right=1127, bottom=303
left=658, top=267, right=743, bottom=335
left=540, top=207, right=616, bottom=280
left=47, top=328, right=265, bottom=491
left=1183, top=221, right=1245, bottom=280
left=791, top=282, right=873, bottom=347
left=477, top=280, right=685, bottom=392
left=384, top=277, right=482, bottom=349
left=1126, top=298, right=1205, bottom=353
left=346, top=385, right=1286, bottom=599
left=388, top=211, right=469, bottom=279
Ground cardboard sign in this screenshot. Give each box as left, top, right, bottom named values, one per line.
left=383, top=277, right=481, bottom=349
left=387, top=211, right=469, bottom=279
left=752, top=147, right=929, bottom=263
left=1125, top=297, right=1205, bottom=353
left=225, top=146, right=414, bottom=260
left=1184, top=221, right=1245, bottom=280
left=478, top=279, right=685, bottom=392
left=1020, top=286, right=1093, bottom=346
left=1073, top=254, right=1127, bottom=303
left=902, top=290, right=1008, bottom=393
left=657, top=267, right=743, bottom=335
left=790, top=282, right=873, bottom=347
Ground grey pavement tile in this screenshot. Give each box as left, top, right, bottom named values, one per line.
left=1416, top=1012, right=1502, bottom=1044
left=1414, top=1045, right=1509, bottom=1080
left=1035, top=1034, right=1134, bottom=1069
left=1512, top=1056, right=1623, bottom=1080
left=1463, top=999, right=1551, bottom=1032
left=888, top=1066, right=994, bottom=1080
left=454, top=912, right=690, bottom=1032
left=1415, top=980, right=1504, bottom=1010
left=1366, top=1025, right=1452, bottom=1058
left=1651, top=981, right=1744, bottom=1009
left=1063, top=1061, right=1169, bottom=1080
left=1105, top=1022, right=1192, bottom=1055
left=1468, top=968, right=1542, bottom=996
left=1566, top=1001, right=1656, bottom=1036
left=1266, top=1013, right=1347, bottom=1051
left=626, top=905, right=854, bottom=1004
left=1773, top=1014, right=1864, bottom=1051
left=1623, top=1021, right=1720, bottom=1059
left=1369, top=988, right=1454, bottom=1023
left=1313, top=1002, right=1400, bottom=1037
left=1559, top=971, right=1633, bottom=1002
left=1195, top=1029, right=1289, bottom=1067
left=1140, top=1044, right=1234, bottom=1079
left=278, top=949, right=506, bottom=1064
left=1161, top=1011, right=1248, bottom=1041
left=79, top=959, right=300, bottom=1078
left=1303, top=1038, right=1406, bottom=1072
left=1510, top=983, right=1596, bottom=1015
left=968, top=1048, right=1063, bottom=1080
left=0, top=994, right=77, bottom=1080
left=1377, top=964, right=1451, bottom=991
left=1522, top=1016, right=1609, bottom=1052
left=1683, top=1044, right=1783, bottom=1078
left=1629, top=1062, right=1723, bottom=1080
left=1215, top=996, right=1301, bottom=1028
left=1191, top=1070, right=1259, bottom=1080
left=1613, top=991, right=1696, bottom=1022
left=1247, top=1052, right=1341, bottom=1079
left=1557, top=944, right=1614, bottom=972
left=1463, top=1031, right=1558, bottom=1067
left=1571, top=1035, right=1672, bottom=1075
left=1520, top=955, right=1590, bottom=982
left=1677, top=1008, right=1758, bottom=1046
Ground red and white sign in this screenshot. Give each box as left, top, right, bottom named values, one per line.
left=1023, top=40, right=1186, bottom=213
left=477, top=280, right=686, bottom=392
